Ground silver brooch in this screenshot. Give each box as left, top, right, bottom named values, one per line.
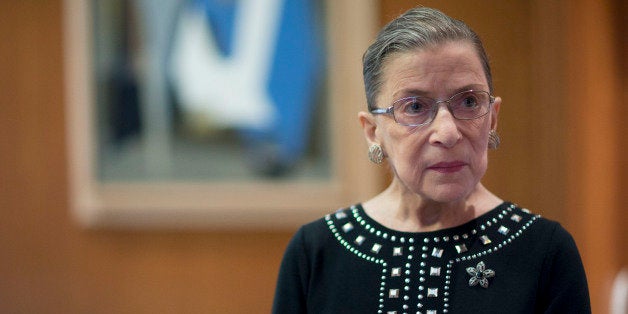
left=466, top=261, right=495, bottom=288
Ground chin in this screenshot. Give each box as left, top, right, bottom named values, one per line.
left=423, top=184, right=473, bottom=204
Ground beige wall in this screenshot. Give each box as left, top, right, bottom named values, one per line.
left=0, top=1, right=624, bottom=313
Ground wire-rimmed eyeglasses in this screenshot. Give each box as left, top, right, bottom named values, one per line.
left=369, top=90, right=495, bottom=127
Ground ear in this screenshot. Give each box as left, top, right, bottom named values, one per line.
left=490, top=96, right=501, bottom=130
left=358, top=111, right=379, bottom=145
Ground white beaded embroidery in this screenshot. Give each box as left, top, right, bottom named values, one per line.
left=325, top=203, right=539, bottom=313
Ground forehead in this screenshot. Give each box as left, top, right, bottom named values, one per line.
left=380, top=41, right=487, bottom=100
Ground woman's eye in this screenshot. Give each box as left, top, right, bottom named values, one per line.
left=461, top=96, right=479, bottom=108
left=401, top=99, right=429, bottom=115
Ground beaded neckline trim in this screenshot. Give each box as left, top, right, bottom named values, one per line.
left=325, top=202, right=539, bottom=314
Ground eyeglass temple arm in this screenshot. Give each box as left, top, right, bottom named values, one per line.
left=370, top=107, right=392, bottom=115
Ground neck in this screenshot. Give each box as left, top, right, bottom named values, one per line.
left=363, top=180, right=501, bottom=232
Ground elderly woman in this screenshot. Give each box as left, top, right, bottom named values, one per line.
left=273, top=7, right=590, bottom=314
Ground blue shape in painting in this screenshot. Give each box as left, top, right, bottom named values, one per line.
left=186, top=0, right=325, bottom=176
left=194, top=0, right=238, bottom=57
left=266, top=0, right=325, bottom=174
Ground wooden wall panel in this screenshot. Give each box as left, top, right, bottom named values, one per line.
left=621, top=0, right=628, bottom=269
left=564, top=0, right=623, bottom=313
left=0, top=1, right=623, bottom=313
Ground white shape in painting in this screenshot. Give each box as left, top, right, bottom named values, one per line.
left=170, top=0, right=282, bottom=129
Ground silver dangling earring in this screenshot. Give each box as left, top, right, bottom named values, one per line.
left=368, top=144, right=385, bottom=164
left=488, top=129, right=501, bottom=149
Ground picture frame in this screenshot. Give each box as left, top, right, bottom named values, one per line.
left=63, top=0, right=382, bottom=229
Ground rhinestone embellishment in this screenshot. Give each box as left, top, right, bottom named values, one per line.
left=430, top=267, right=441, bottom=276
left=454, top=244, right=468, bottom=254
left=391, top=267, right=401, bottom=277
left=342, top=222, right=354, bottom=233
left=372, top=243, right=382, bottom=254
left=389, top=289, right=399, bottom=298
left=498, top=225, right=509, bottom=235
left=335, top=211, right=347, bottom=219
left=431, top=248, right=444, bottom=258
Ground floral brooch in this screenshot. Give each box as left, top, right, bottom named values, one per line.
left=466, top=261, right=495, bottom=288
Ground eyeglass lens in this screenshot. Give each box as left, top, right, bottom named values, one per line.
left=393, top=91, right=490, bottom=126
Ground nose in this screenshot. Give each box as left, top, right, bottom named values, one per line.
left=428, top=105, right=462, bottom=148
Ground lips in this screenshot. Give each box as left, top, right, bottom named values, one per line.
left=427, top=161, right=467, bottom=173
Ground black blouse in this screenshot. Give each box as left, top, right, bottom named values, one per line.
left=273, top=202, right=590, bottom=313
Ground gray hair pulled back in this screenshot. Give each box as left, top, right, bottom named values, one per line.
left=362, top=7, right=493, bottom=110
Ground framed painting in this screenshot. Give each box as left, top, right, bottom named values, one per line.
left=63, top=0, right=381, bottom=229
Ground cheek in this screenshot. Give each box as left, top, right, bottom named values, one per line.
left=382, top=129, right=430, bottom=177
left=395, top=143, right=426, bottom=170
left=465, top=121, right=491, bottom=173
left=466, top=117, right=491, bottom=148
left=377, top=122, right=404, bottom=154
